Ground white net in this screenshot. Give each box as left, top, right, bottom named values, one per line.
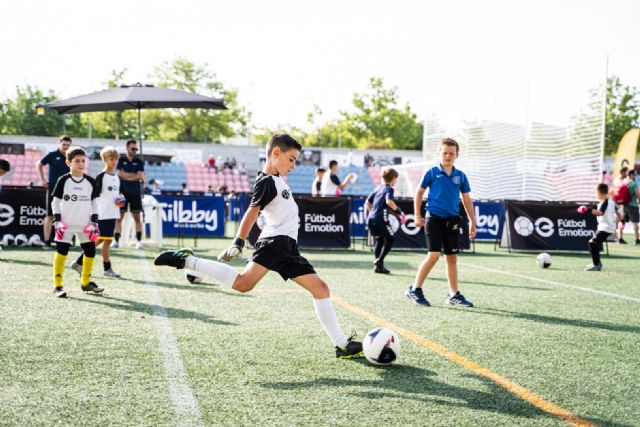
left=403, top=57, right=607, bottom=202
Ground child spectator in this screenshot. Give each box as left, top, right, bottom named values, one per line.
left=72, top=146, right=123, bottom=278
left=50, top=147, right=104, bottom=297
left=406, top=138, right=476, bottom=307
left=365, top=167, right=406, bottom=274
left=578, top=183, right=619, bottom=271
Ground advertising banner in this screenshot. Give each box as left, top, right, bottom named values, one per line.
left=297, top=196, right=351, bottom=248
left=501, top=200, right=596, bottom=251
left=0, top=188, right=46, bottom=246
left=474, top=201, right=504, bottom=240
left=154, top=195, right=225, bottom=237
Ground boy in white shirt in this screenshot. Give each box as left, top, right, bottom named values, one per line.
left=154, top=133, right=363, bottom=359
left=578, top=183, right=620, bottom=271
left=72, top=147, right=123, bottom=278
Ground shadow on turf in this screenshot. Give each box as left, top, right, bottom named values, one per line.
left=71, top=295, right=236, bottom=326
left=117, top=277, right=251, bottom=297
left=387, top=274, right=550, bottom=291
left=0, top=257, right=52, bottom=267
left=263, top=362, right=627, bottom=426
left=262, top=364, right=553, bottom=420
left=468, top=307, right=640, bottom=335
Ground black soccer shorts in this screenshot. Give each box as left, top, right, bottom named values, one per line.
left=120, top=193, right=143, bottom=213
left=425, top=215, right=461, bottom=255
left=250, top=235, right=316, bottom=281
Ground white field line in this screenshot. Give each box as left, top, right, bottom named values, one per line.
left=139, top=255, right=203, bottom=427
left=460, top=261, right=640, bottom=303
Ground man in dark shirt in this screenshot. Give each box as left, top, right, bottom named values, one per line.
left=36, top=135, right=71, bottom=249
left=114, top=140, right=146, bottom=249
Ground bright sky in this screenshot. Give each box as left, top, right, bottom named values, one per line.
left=1, top=0, right=638, bottom=131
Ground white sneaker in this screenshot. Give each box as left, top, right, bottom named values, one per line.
left=110, top=241, right=119, bottom=249
left=104, top=269, right=121, bottom=278
left=135, top=241, right=144, bottom=250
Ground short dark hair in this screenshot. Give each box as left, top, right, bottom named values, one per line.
left=316, top=167, right=326, bottom=173
left=66, top=146, right=86, bottom=161
left=59, top=135, right=72, bottom=143
left=126, top=139, right=138, bottom=147
left=329, top=160, right=338, bottom=169
left=266, top=133, right=301, bottom=156
left=620, top=166, right=629, bottom=174
left=0, top=159, right=10, bottom=172
left=597, top=183, right=608, bottom=195
left=382, top=167, right=399, bottom=183
left=629, top=169, right=637, bottom=177
left=440, top=138, right=459, bottom=154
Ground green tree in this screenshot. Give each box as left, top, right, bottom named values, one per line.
left=0, top=85, right=85, bottom=136
left=144, top=58, right=250, bottom=142
left=605, top=76, right=640, bottom=155
left=306, top=77, right=423, bottom=150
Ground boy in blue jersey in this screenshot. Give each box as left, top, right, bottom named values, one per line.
left=366, top=167, right=406, bottom=274
left=406, top=138, right=476, bottom=307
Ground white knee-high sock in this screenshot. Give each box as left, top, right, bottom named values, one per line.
left=313, top=298, right=349, bottom=348
left=184, top=256, right=238, bottom=288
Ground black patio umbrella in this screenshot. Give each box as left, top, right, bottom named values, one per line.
left=40, top=83, right=227, bottom=154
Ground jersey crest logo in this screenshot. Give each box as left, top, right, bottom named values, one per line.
left=452, top=176, right=461, bottom=185
left=282, top=189, right=290, bottom=199
left=63, top=195, right=70, bottom=201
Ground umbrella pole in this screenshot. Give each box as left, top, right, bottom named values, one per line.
left=137, top=108, right=142, bottom=156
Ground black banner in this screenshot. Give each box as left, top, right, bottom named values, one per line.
left=501, top=200, right=597, bottom=251
left=248, top=196, right=351, bottom=249
left=297, top=196, right=351, bottom=248
left=0, top=188, right=46, bottom=246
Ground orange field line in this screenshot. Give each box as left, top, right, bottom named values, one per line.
left=332, top=296, right=597, bottom=427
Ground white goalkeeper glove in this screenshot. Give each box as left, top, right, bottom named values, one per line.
left=218, top=237, right=245, bottom=262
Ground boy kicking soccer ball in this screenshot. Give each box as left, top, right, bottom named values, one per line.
left=72, top=146, right=123, bottom=278
left=577, top=183, right=619, bottom=271
left=51, top=147, right=104, bottom=298
left=406, top=138, right=476, bottom=307
left=154, top=133, right=363, bottom=358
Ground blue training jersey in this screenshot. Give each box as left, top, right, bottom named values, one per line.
left=40, top=149, right=69, bottom=188
left=366, top=184, right=395, bottom=223
left=419, top=165, right=470, bottom=218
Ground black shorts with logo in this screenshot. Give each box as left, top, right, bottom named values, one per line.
left=368, top=219, right=394, bottom=238
left=425, top=215, right=460, bottom=255
left=98, top=219, right=117, bottom=240
left=251, top=235, right=316, bottom=281
left=120, top=193, right=143, bottom=213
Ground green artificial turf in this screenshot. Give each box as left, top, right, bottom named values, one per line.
left=1, top=237, right=638, bottom=426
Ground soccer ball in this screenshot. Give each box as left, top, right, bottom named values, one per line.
left=185, top=269, right=204, bottom=284
left=14, top=234, right=29, bottom=246
left=350, top=173, right=359, bottom=184
left=363, top=327, right=400, bottom=365
left=536, top=252, right=552, bottom=269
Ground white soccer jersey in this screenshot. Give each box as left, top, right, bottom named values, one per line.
left=320, top=172, right=341, bottom=196
left=311, top=177, right=321, bottom=196
left=95, top=171, right=121, bottom=220
left=250, top=172, right=299, bottom=240
left=596, top=198, right=616, bottom=233
left=51, top=173, right=98, bottom=231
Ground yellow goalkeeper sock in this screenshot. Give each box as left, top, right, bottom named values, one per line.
left=53, top=253, right=67, bottom=287
left=81, top=256, right=95, bottom=286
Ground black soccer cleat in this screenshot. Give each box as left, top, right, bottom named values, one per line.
left=154, top=248, right=194, bottom=269
left=53, top=287, right=67, bottom=298
left=374, top=264, right=391, bottom=274
left=81, top=282, right=104, bottom=294
left=335, top=337, right=363, bottom=359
